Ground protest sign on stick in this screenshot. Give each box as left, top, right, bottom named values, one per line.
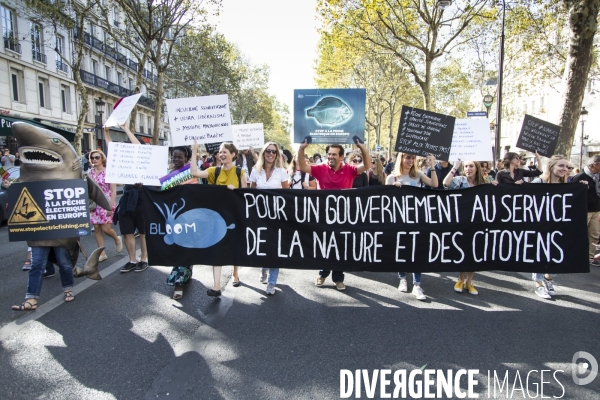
left=294, top=89, right=366, bottom=144
left=105, top=142, right=168, bottom=185
left=166, top=95, right=233, bottom=146
left=516, top=115, right=561, bottom=157
left=103, top=93, right=142, bottom=127
left=395, top=106, right=456, bottom=161
left=204, top=142, right=223, bottom=155
left=233, top=123, right=264, bottom=150
left=449, top=119, right=493, bottom=161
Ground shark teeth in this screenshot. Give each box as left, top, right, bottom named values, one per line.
left=21, top=149, right=62, bottom=163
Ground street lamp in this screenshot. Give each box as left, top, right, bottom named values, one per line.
left=495, top=0, right=506, bottom=163
left=580, top=106, right=589, bottom=169
left=95, top=97, right=105, bottom=152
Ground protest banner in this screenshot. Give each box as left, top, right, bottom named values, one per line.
left=449, top=119, right=494, bottom=161
left=395, top=106, right=456, bottom=161
left=105, top=142, right=168, bottom=185
left=103, top=93, right=142, bottom=127
left=204, top=142, right=223, bottom=155
left=160, top=165, right=197, bottom=190
left=141, top=184, right=588, bottom=274
left=294, top=89, right=366, bottom=144
left=165, top=95, right=233, bottom=146
left=233, top=123, right=264, bottom=150
left=7, top=179, right=91, bottom=241
left=516, top=115, right=561, bottom=157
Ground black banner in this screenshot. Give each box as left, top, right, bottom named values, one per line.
left=516, top=114, right=561, bottom=157
left=141, top=184, right=589, bottom=273
left=7, top=179, right=91, bottom=241
left=204, top=142, right=223, bottom=155
left=395, top=106, right=456, bottom=161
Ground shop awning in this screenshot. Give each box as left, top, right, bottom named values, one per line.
left=0, top=116, right=76, bottom=142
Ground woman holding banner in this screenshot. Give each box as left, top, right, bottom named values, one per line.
left=443, top=159, right=496, bottom=295
left=386, top=152, right=438, bottom=301
left=529, top=155, right=569, bottom=299
left=496, top=152, right=542, bottom=184
left=88, top=149, right=123, bottom=262
left=165, top=146, right=196, bottom=300
left=249, top=142, right=290, bottom=295
left=190, top=141, right=247, bottom=297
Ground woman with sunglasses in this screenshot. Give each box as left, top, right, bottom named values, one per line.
left=350, top=151, right=369, bottom=188
left=529, top=155, right=569, bottom=299
left=250, top=142, right=290, bottom=295
left=191, top=141, right=247, bottom=297
left=88, top=150, right=123, bottom=262
left=369, top=157, right=386, bottom=186
left=496, top=151, right=542, bottom=184
left=386, top=152, right=438, bottom=301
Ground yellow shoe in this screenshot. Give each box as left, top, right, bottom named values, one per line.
left=466, top=283, right=478, bottom=295
left=454, top=279, right=464, bottom=293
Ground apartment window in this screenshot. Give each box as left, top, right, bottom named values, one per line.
left=38, top=78, right=50, bottom=108
left=139, top=114, right=144, bottom=133
left=129, top=78, right=134, bottom=90
left=117, top=72, right=123, bottom=86
left=10, top=68, right=24, bottom=102
left=61, top=85, right=71, bottom=113
left=92, top=60, right=98, bottom=75
left=105, top=66, right=111, bottom=82
left=1, top=6, right=19, bottom=52
left=107, top=103, right=113, bottom=115
left=31, top=22, right=46, bottom=63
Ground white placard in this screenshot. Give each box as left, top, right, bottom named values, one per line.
left=166, top=95, right=233, bottom=146
left=103, top=93, right=143, bottom=127
left=449, top=119, right=493, bottom=161
left=233, top=123, right=264, bottom=150
left=105, top=142, right=168, bottom=186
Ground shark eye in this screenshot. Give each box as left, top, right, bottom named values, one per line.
left=174, top=224, right=182, bottom=234
left=166, top=224, right=172, bottom=234
left=52, top=138, right=61, bottom=144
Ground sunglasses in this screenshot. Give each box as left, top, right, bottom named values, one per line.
left=264, top=149, right=278, bottom=155
left=351, top=159, right=362, bottom=163
left=90, top=156, right=101, bottom=160
left=568, top=167, right=574, bottom=170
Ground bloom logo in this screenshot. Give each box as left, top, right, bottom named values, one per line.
left=572, top=351, right=598, bottom=386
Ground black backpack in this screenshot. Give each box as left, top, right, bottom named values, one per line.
left=214, top=166, right=242, bottom=188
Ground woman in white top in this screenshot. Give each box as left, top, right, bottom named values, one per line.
left=249, top=142, right=290, bottom=295
left=443, top=159, right=495, bottom=295
left=289, top=155, right=317, bottom=190
left=385, top=152, right=438, bottom=301
left=530, top=155, right=568, bottom=299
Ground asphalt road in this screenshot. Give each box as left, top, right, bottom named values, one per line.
left=0, top=220, right=599, bottom=399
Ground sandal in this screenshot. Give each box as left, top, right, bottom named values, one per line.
left=232, top=279, right=241, bottom=287
left=12, top=299, right=37, bottom=311
left=173, top=290, right=183, bottom=300
left=64, top=291, right=75, bottom=302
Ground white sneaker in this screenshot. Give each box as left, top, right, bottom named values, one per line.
left=535, top=286, right=551, bottom=299
left=266, top=283, right=276, bottom=295
left=412, top=286, right=426, bottom=301
left=398, top=279, right=408, bottom=292
left=260, top=269, right=268, bottom=283
left=543, top=279, right=555, bottom=296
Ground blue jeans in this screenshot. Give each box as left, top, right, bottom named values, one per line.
left=398, top=272, right=421, bottom=285
left=26, top=246, right=74, bottom=299
left=262, top=268, right=279, bottom=285
left=532, top=273, right=556, bottom=282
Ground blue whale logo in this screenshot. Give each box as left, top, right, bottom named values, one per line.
left=153, top=198, right=235, bottom=248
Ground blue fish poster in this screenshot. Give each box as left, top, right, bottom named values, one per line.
left=293, top=89, right=366, bottom=144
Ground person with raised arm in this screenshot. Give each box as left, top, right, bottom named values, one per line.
left=105, top=124, right=149, bottom=274
left=495, top=151, right=542, bottom=184
left=443, top=159, right=497, bottom=296
left=385, top=152, right=437, bottom=301
left=297, top=137, right=370, bottom=290
left=190, top=140, right=247, bottom=297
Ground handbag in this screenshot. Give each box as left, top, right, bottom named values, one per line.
left=89, top=199, right=97, bottom=212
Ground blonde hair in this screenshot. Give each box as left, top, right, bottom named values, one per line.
left=541, top=155, right=568, bottom=184
left=90, top=150, right=107, bottom=167
left=254, top=142, right=284, bottom=173
left=393, top=152, right=419, bottom=179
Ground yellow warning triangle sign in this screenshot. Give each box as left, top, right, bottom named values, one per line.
left=8, top=187, right=48, bottom=225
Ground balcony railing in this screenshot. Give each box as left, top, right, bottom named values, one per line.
left=116, top=52, right=128, bottom=66
left=32, top=50, right=47, bottom=63
left=78, top=69, right=154, bottom=109
left=56, top=60, right=69, bottom=73
left=4, top=36, right=21, bottom=53
left=127, top=59, right=138, bottom=72
left=91, top=36, right=104, bottom=52
left=73, top=28, right=92, bottom=47
left=104, top=45, right=117, bottom=60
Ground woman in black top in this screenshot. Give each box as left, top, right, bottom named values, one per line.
left=495, top=152, right=542, bottom=184
left=369, top=158, right=386, bottom=186
left=350, top=151, right=369, bottom=188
